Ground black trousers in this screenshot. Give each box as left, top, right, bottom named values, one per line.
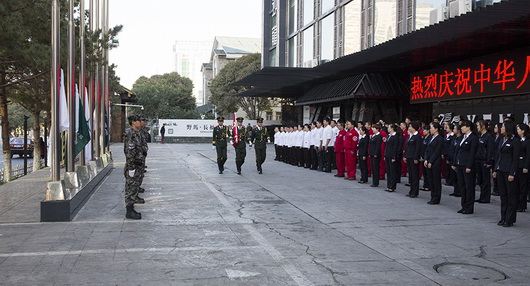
left=445, top=161, right=456, bottom=185
left=476, top=162, right=491, bottom=202
left=422, top=162, right=430, bottom=189
left=274, top=145, right=279, bottom=160
left=497, top=171, right=518, bottom=224
left=385, top=157, right=398, bottom=190
left=310, top=146, right=318, bottom=170
left=427, top=162, right=442, bottom=204
left=456, top=166, right=476, bottom=212
left=407, top=159, right=420, bottom=196
left=516, top=170, right=528, bottom=211
left=298, top=147, right=304, bottom=166
left=324, top=147, right=333, bottom=172
left=360, top=157, right=368, bottom=182
left=303, top=148, right=310, bottom=168
left=317, top=148, right=324, bottom=171
left=371, top=156, right=380, bottom=186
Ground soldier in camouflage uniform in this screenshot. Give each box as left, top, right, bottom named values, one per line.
left=232, top=117, right=249, bottom=175
left=137, top=117, right=150, bottom=193
left=250, top=118, right=270, bottom=174
left=212, top=117, right=230, bottom=174
left=124, top=115, right=145, bottom=219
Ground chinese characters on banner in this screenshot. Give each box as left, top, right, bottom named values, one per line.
left=410, top=48, right=530, bottom=103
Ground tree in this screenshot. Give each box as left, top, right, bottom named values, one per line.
left=131, top=72, right=197, bottom=119
left=209, top=53, right=275, bottom=120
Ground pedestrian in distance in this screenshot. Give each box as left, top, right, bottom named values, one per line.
left=160, top=124, right=166, bottom=143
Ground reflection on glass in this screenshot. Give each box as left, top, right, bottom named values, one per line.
left=303, top=0, right=314, bottom=26
left=320, top=13, right=334, bottom=62
left=288, top=36, right=298, bottom=67
left=321, top=0, right=335, bottom=14
left=416, top=0, right=446, bottom=29
left=302, top=27, right=314, bottom=64
left=289, top=0, right=298, bottom=35
left=344, top=0, right=362, bottom=55
left=270, top=48, right=277, bottom=67
left=374, top=0, right=397, bottom=46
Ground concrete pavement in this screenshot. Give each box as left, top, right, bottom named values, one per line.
left=0, top=143, right=528, bottom=285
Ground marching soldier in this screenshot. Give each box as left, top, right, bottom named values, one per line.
left=251, top=118, right=270, bottom=174
left=233, top=117, right=249, bottom=175
left=213, top=117, right=230, bottom=174
left=124, top=115, right=145, bottom=220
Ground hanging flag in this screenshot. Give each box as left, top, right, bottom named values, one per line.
left=232, top=113, right=238, bottom=147
left=74, top=85, right=91, bottom=155
left=84, top=87, right=92, bottom=160
left=59, top=69, right=69, bottom=132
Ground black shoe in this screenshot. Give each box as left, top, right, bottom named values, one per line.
left=258, top=170, right=262, bottom=174
left=503, top=223, right=513, bottom=227
left=457, top=209, right=464, bottom=213
left=385, top=189, right=395, bottom=192
left=476, top=200, right=490, bottom=204
left=237, top=171, right=241, bottom=175
left=219, top=170, right=223, bottom=174
left=126, top=206, right=141, bottom=220
left=138, top=187, right=145, bottom=193
left=370, top=184, right=378, bottom=187
left=405, top=183, right=411, bottom=187
left=134, top=197, right=145, bottom=204
left=492, top=192, right=500, bottom=196
left=462, top=210, right=473, bottom=214
left=334, top=174, right=345, bottom=177
left=497, top=220, right=505, bottom=226
left=427, top=201, right=439, bottom=205
left=358, top=181, right=367, bottom=184
left=406, top=194, right=417, bottom=198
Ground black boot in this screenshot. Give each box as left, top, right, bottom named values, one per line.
left=134, top=196, right=145, bottom=204
left=138, top=187, right=145, bottom=193
left=126, top=205, right=141, bottom=219
left=218, top=160, right=223, bottom=174
left=236, top=161, right=242, bottom=175
left=258, top=163, right=262, bottom=174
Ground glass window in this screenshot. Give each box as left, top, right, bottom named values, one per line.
left=320, top=13, right=334, bottom=62
left=321, top=0, right=335, bottom=14
left=302, top=27, right=314, bottom=65
left=288, top=0, right=298, bottom=35
left=416, top=0, right=447, bottom=29
left=344, top=0, right=362, bottom=55
left=303, top=0, right=314, bottom=26
left=269, top=48, right=277, bottom=66
left=373, top=0, right=396, bottom=46
left=275, top=112, right=282, bottom=121
left=288, top=36, right=298, bottom=67
left=266, top=112, right=273, bottom=121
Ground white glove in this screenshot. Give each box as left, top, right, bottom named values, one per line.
left=128, top=170, right=135, bottom=177
left=212, top=145, right=215, bottom=150
left=230, top=140, right=233, bottom=145
left=249, top=142, right=253, bottom=147
left=267, top=140, right=271, bottom=143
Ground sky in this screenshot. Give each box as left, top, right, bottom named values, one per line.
left=109, top=0, right=263, bottom=89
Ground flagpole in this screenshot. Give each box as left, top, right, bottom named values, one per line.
left=100, top=0, right=106, bottom=155
left=105, top=0, right=110, bottom=153
left=79, top=0, right=86, bottom=166
left=50, top=0, right=61, bottom=181
left=94, top=0, right=101, bottom=159
left=88, top=0, right=94, bottom=161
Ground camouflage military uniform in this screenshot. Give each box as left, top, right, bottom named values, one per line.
left=124, top=128, right=145, bottom=206
left=233, top=123, right=248, bottom=174
left=251, top=125, right=270, bottom=173
left=138, top=127, right=149, bottom=185
left=212, top=124, right=230, bottom=173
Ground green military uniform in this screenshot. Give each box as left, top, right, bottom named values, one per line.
left=251, top=118, right=270, bottom=174
left=138, top=124, right=149, bottom=191
left=212, top=117, right=230, bottom=174
left=124, top=115, right=144, bottom=219
left=233, top=117, right=248, bottom=175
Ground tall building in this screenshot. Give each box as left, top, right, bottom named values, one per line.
left=173, top=40, right=212, bottom=105
left=235, top=0, right=524, bottom=125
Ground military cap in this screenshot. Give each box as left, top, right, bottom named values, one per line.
left=236, top=117, right=244, bottom=122
left=217, top=117, right=225, bottom=122
left=127, top=115, right=140, bottom=122
left=257, top=118, right=264, bottom=123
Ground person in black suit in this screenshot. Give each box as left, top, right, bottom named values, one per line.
left=453, top=120, right=479, bottom=214
left=443, top=123, right=456, bottom=186
left=516, top=123, right=530, bottom=212
left=449, top=124, right=463, bottom=197
left=475, top=120, right=494, bottom=203
left=369, top=124, right=383, bottom=187
left=384, top=124, right=401, bottom=192
left=404, top=121, right=423, bottom=198
left=492, top=123, right=503, bottom=196
left=425, top=122, right=444, bottom=204
left=421, top=126, right=432, bottom=192
left=358, top=127, right=369, bottom=184
left=493, top=120, right=521, bottom=227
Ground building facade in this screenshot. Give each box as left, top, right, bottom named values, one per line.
left=173, top=40, right=212, bottom=105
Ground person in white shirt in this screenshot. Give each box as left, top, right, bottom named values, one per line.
left=295, top=125, right=304, bottom=167
left=330, top=120, right=339, bottom=170
left=321, top=118, right=333, bottom=172
left=274, top=127, right=280, bottom=161
left=278, top=127, right=285, bottom=162
left=310, top=122, right=319, bottom=170
left=302, top=124, right=311, bottom=168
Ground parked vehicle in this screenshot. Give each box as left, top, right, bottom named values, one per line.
left=9, top=138, right=34, bottom=158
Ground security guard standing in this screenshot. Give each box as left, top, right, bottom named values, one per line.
left=124, top=115, right=145, bottom=220
left=213, top=117, right=230, bottom=174
left=232, top=117, right=249, bottom=175
left=251, top=118, right=270, bottom=174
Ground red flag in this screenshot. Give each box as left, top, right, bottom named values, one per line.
left=232, top=113, right=239, bottom=147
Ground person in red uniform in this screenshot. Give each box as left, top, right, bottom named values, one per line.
left=334, top=121, right=347, bottom=178
left=344, top=120, right=359, bottom=180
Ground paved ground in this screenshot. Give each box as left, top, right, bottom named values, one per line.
left=0, top=143, right=528, bottom=285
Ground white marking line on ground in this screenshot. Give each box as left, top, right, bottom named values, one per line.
left=202, top=180, right=313, bottom=286
left=0, top=245, right=261, bottom=258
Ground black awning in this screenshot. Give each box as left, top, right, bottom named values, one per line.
left=234, top=0, right=530, bottom=100
left=295, top=74, right=409, bottom=105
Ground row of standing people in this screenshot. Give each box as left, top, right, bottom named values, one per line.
left=273, top=117, right=530, bottom=227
